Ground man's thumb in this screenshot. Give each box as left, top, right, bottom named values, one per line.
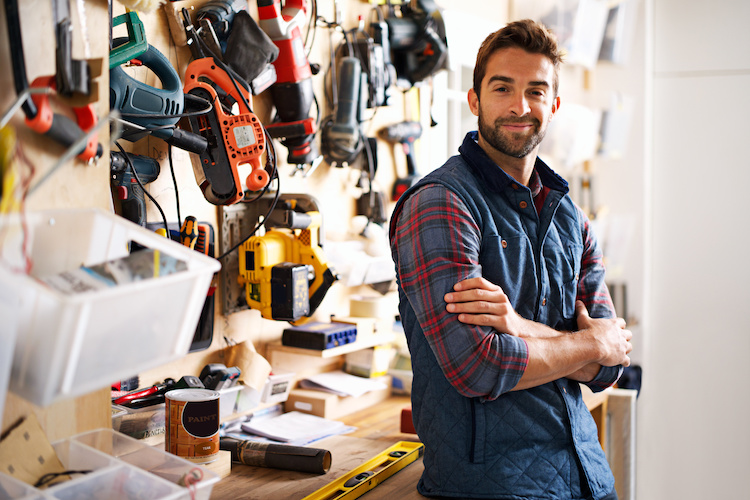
left=575, top=300, right=589, bottom=318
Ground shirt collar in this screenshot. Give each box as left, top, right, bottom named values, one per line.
left=458, top=131, right=569, bottom=195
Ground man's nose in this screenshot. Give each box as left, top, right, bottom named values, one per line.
left=509, top=94, right=531, bottom=116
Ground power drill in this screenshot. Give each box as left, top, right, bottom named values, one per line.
left=379, top=121, right=423, bottom=201
left=257, top=0, right=319, bottom=166
left=110, top=151, right=160, bottom=227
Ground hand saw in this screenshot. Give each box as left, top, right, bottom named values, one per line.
left=183, top=57, right=269, bottom=205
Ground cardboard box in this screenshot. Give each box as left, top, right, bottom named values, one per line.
left=285, top=376, right=392, bottom=420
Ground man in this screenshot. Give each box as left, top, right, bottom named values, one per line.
left=389, top=19, right=632, bottom=500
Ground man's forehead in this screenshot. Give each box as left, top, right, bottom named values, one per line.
left=483, top=48, right=555, bottom=85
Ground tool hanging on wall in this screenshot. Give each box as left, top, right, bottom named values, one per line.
left=301, top=441, right=424, bottom=500
left=110, top=39, right=208, bottom=155
left=365, top=7, right=397, bottom=108
left=320, top=55, right=366, bottom=168
left=110, top=150, right=160, bottom=227
left=5, top=0, right=102, bottom=163
left=238, top=195, right=338, bottom=323
left=183, top=57, right=269, bottom=205
left=257, top=0, right=321, bottom=169
left=383, top=0, right=448, bottom=88
left=52, top=0, right=91, bottom=98
left=109, top=11, right=148, bottom=69
left=379, top=121, right=423, bottom=201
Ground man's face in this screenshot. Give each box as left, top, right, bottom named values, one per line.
left=468, top=47, right=559, bottom=160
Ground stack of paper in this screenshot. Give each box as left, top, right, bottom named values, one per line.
left=240, top=411, right=347, bottom=444
left=299, top=370, right=388, bottom=398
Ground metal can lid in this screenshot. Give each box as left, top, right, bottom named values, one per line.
left=165, top=388, right=220, bottom=402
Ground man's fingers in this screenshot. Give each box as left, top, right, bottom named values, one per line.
left=453, top=277, right=499, bottom=292
left=446, top=287, right=507, bottom=304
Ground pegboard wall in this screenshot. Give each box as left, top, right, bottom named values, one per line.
left=0, top=0, right=509, bottom=437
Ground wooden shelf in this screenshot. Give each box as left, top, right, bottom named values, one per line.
left=265, top=331, right=397, bottom=359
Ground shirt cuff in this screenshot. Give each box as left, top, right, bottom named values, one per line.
left=585, top=365, right=623, bottom=393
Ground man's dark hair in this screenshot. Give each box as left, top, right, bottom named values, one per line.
left=473, top=19, right=563, bottom=99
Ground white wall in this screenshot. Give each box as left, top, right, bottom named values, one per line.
left=639, top=0, right=750, bottom=498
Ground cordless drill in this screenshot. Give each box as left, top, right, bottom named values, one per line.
left=379, top=121, right=423, bottom=201
left=110, top=151, right=160, bottom=226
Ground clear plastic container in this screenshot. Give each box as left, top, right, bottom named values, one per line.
left=0, top=209, right=221, bottom=407
left=0, top=429, right=219, bottom=500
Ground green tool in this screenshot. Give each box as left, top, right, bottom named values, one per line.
left=110, top=11, right=147, bottom=69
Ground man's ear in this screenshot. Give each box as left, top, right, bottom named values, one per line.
left=468, top=88, right=480, bottom=116
left=551, top=96, right=561, bottom=117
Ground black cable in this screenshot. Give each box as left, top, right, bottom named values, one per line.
left=114, top=141, right=169, bottom=235
left=304, top=0, right=318, bottom=56
left=168, top=143, right=181, bottom=228
left=35, top=470, right=92, bottom=488
left=216, top=169, right=281, bottom=261
left=193, top=36, right=258, bottom=119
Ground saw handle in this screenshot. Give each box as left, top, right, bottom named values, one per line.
left=184, top=58, right=252, bottom=115
left=25, top=76, right=101, bottom=161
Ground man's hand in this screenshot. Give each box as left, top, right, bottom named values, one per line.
left=444, top=277, right=562, bottom=338
left=575, top=300, right=633, bottom=368
left=444, top=277, right=528, bottom=336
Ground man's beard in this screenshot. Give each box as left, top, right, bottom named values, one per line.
left=478, top=108, right=546, bottom=159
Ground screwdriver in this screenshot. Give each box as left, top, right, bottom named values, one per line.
left=180, top=215, right=198, bottom=249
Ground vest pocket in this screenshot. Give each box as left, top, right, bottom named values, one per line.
left=559, top=243, right=582, bottom=321
left=470, top=397, right=485, bottom=464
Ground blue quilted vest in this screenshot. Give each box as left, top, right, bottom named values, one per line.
left=392, top=133, right=615, bottom=499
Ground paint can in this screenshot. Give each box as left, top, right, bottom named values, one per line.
left=165, top=388, right=221, bottom=464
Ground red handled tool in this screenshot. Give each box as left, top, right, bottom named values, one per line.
left=113, top=376, right=204, bottom=406
left=5, top=0, right=102, bottom=162
left=257, top=0, right=319, bottom=166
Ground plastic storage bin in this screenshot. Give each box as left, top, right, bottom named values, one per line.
left=0, top=209, right=221, bottom=407
left=0, top=284, right=18, bottom=423
left=0, top=428, right=219, bottom=499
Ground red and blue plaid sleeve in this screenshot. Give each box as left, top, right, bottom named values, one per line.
left=391, top=184, right=528, bottom=400
left=575, top=204, right=623, bottom=391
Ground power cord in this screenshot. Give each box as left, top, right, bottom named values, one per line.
left=114, top=140, right=169, bottom=236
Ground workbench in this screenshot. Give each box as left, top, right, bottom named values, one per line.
left=209, top=390, right=611, bottom=499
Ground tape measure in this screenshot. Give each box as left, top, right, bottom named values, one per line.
left=302, top=441, right=424, bottom=500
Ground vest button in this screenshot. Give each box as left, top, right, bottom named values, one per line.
left=519, top=201, right=528, bottom=209
left=501, top=239, right=508, bottom=249
left=542, top=297, right=547, bottom=306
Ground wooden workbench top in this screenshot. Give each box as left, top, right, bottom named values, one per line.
left=211, top=388, right=610, bottom=499
left=210, top=396, right=422, bottom=499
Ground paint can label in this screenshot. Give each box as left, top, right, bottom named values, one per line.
left=165, top=389, right=220, bottom=464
